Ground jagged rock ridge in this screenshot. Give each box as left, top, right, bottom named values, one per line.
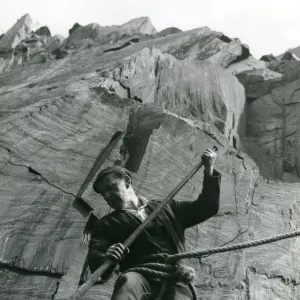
left=0, top=14, right=266, bottom=75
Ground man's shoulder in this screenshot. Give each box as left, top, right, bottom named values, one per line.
left=94, top=210, right=122, bottom=226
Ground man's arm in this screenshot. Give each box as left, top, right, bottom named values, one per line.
left=171, top=169, right=221, bottom=229
left=87, top=219, right=115, bottom=280
left=88, top=218, right=128, bottom=281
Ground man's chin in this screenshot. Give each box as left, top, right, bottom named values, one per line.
left=113, top=206, right=123, bottom=211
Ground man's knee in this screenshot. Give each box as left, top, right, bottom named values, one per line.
left=112, top=272, right=152, bottom=300
left=116, top=272, right=146, bottom=287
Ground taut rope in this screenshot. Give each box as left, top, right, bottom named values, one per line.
left=165, top=228, right=300, bottom=263
left=115, top=229, right=300, bottom=300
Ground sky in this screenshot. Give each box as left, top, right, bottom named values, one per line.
left=0, top=0, right=300, bottom=59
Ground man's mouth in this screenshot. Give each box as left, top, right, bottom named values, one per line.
left=107, top=194, right=124, bottom=208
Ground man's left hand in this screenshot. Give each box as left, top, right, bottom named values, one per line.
left=201, top=148, right=217, bottom=175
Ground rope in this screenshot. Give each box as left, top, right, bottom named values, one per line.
left=165, top=229, right=300, bottom=263
left=118, top=229, right=300, bottom=299
left=124, top=254, right=196, bottom=300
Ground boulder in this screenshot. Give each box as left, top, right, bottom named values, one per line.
left=69, top=22, right=83, bottom=35
left=35, top=26, right=51, bottom=37
left=0, top=15, right=52, bottom=73
left=260, top=54, right=277, bottom=62
left=46, top=34, right=65, bottom=52
left=0, top=14, right=32, bottom=50
left=121, top=16, right=157, bottom=35
left=236, top=68, right=282, bottom=101
left=227, top=55, right=267, bottom=74
left=281, top=51, right=300, bottom=61
left=157, top=28, right=251, bottom=67
left=156, top=27, right=182, bottom=37
left=51, top=47, right=68, bottom=60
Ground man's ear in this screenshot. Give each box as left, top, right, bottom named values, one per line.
left=124, top=175, right=131, bottom=188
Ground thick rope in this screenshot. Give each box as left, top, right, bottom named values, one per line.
left=165, top=229, right=300, bottom=263
left=118, top=229, right=300, bottom=299
left=124, top=254, right=195, bottom=300
left=107, top=228, right=300, bottom=300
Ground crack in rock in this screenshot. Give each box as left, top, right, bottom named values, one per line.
left=51, top=281, right=60, bottom=300
left=0, top=260, right=63, bottom=278
left=7, top=160, right=77, bottom=198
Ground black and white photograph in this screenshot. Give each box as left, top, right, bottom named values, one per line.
left=1, top=1, right=300, bottom=299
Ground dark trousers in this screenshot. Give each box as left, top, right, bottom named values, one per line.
left=111, top=272, right=193, bottom=300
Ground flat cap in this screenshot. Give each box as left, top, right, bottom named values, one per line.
left=93, top=166, right=132, bottom=193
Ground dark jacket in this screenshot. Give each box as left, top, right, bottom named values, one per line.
left=88, top=169, right=221, bottom=279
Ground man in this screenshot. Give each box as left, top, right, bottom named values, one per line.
left=88, top=148, right=221, bottom=300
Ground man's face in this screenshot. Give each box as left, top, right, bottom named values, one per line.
left=95, top=173, right=129, bottom=211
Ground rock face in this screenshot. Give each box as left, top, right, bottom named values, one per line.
left=236, top=68, right=282, bottom=101
left=240, top=61, right=300, bottom=181
left=1, top=15, right=300, bottom=300
left=100, top=47, right=246, bottom=144
left=0, top=14, right=32, bottom=50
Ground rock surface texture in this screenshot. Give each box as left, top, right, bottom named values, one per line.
left=0, top=15, right=300, bottom=300
left=240, top=60, right=300, bottom=182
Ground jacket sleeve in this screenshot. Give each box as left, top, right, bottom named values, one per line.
left=171, top=169, right=221, bottom=229
left=87, top=219, right=116, bottom=281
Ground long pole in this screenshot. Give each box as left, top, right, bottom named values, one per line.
left=68, top=146, right=218, bottom=300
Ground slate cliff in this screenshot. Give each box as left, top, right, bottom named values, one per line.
left=0, top=15, right=300, bottom=300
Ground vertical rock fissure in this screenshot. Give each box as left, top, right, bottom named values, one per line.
left=281, top=92, right=287, bottom=178
left=51, top=281, right=60, bottom=300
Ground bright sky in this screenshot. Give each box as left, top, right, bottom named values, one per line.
left=0, top=0, right=300, bottom=59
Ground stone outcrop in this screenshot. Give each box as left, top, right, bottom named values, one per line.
left=0, top=14, right=266, bottom=77
left=35, top=26, right=51, bottom=37
left=156, top=27, right=182, bottom=37
left=69, top=23, right=82, bottom=35
left=65, top=17, right=156, bottom=49
left=1, top=14, right=300, bottom=300
left=0, top=16, right=54, bottom=73
left=281, top=51, right=300, bottom=61
left=260, top=54, right=277, bottom=62
left=240, top=61, right=300, bottom=181
left=236, top=68, right=282, bottom=101
left=46, top=34, right=65, bottom=52
left=0, top=14, right=33, bottom=73
left=100, top=47, right=246, bottom=144
left=0, top=14, right=32, bottom=50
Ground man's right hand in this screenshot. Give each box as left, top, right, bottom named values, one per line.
left=106, top=243, right=129, bottom=261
